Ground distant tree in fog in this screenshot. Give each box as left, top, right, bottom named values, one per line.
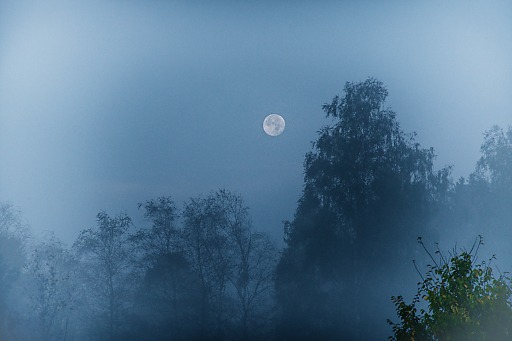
left=476, top=125, right=512, bottom=187
left=476, top=126, right=512, bottom=228
left=181, top=190, right=241, bottom=340
left=24, top=233, right=76, bottom=341
left=127, top=197, right=200, bottom=341
left=440, top=125, right=512, bottom=268
left=73, top=211, right=134, bottom=341
left=124, top=190, right=278, bottom=341
left=131, top=196, right=180, bottom=265
left=181, top=190, right=278, bottom=340
left=128, top=251, right=201, bottom=341
left=216, top=191, right=278, bottom=341
left=0, top=203, right=28, bottom=339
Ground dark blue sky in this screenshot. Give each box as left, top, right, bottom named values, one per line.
left=1, top=0, right=511, bottom=244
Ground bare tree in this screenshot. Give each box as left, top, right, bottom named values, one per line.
left=131, top=197, right=180, bottom=267
left=182, top=190, right=278, bottom=341
left=129, top=197, right=200, bottom=341
left=73, top=211, right=133, bottom=341
left=229, top=229, right=278, bottom=341
left=182, top=192, right=233, bottom=340
left=24, top=233, right=76, bottom=341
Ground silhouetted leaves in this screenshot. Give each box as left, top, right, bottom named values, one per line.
left=275, top=78, right=450, bottom=340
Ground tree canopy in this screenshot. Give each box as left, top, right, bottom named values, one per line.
left=275, top=78, right=451, bottom=340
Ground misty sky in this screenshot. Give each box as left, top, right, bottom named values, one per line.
left=1, top=0, right=511, bottom=244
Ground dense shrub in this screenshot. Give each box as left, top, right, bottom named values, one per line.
left=388, top=237, right=512, bottom=341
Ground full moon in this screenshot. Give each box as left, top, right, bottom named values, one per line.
left=263, top=114, right=285, bottom=136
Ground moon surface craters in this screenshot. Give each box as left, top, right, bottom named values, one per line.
left=263, top=114, right=285, bottom=136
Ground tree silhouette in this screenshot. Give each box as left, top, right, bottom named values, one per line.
left=133, top=197, right=181, bottom=258
left=437, top=125, right=512, bottom=270
left=73, top=211, right=134, bottom=341
left=476, top=125, right=512, bottom=188
left=275, top=78, right=450, bottom=340
left=24, top=233, right=76, bottom=341
left=125, top=190, right=278, bottom=341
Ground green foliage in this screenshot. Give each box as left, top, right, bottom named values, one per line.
left=389, top=237, right=512, bottom=341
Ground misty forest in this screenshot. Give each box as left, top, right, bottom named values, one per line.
left=2, top=79, right=512, bottom=341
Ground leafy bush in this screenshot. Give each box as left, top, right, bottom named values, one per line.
left=388, top=237, right=512, bottom=341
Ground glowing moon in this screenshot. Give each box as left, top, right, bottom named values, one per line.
left=263, top=114, right=285, bottom=136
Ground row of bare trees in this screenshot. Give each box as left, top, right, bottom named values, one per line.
left=125, top=190, right=278, bottom=341
left=0, top=190, right=278, bottom=341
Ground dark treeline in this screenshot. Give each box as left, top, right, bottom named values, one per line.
left=1, top=190, right=278, bottom=341
left=0, top=78, right=511, bottom=340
